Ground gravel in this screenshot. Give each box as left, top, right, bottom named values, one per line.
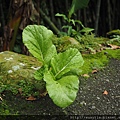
left=67, top=58, right=120, bottom=115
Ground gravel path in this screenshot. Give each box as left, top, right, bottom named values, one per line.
left=67, top=58, right=120, bottom=115
left=3, top=59, right=120, bottom=116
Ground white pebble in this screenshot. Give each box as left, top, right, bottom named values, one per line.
left=12, top=65, right=20, bottom=71
left=8, top=70, right=13, bottom=73
left=31, top=66, right=40, bottom=70
left=19, top=63, right=25, bottom=66
left=4, top=57, right=13, bottom=61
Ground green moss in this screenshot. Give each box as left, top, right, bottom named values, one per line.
left=105, top=49, right=120, bottom=59
left=81, top=49, right=120, bottom=75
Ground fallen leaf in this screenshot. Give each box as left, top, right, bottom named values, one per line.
left=18, top=88, right=22, bottom=94
left=82, top=74, right=90, bottom=78
left=108, top=44, right=120, bottom=49
left=92, top=69, right=98, bottom=74
left=103, top=90, right=108, bottom=95
left=26, top=96, right=36, bottom=101
left=40, top=91, right=48, bottom=97
left=0, top=97, right=3, bottom=101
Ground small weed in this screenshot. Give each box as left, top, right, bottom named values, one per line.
left=0, top=100, right=11, bottom=115
left=17, top=80, right=39, bottom=97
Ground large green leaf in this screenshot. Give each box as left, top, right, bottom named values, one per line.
left=44, top=71, right=79, bottom=108
left=50, top=48, right=84, bottom=79
left=22, top=25, right=57, bottom=64
left=69, top=0, right=90, bottom=18
left=34, top=66, right=45, bottom=80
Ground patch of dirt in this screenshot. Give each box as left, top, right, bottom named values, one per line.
left=1, top=59, right=120, bottom=116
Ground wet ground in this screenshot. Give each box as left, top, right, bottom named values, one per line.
left=2, top=58, right=120, bottom=117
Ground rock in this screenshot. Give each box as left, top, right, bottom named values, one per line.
left=80, top=101, right=86, bottom=106
left=96, top=97, right=100, bottom=100
left=91, top=106, right=96, bottom=109
left=0, top=51, right=46, bottom=94
left=52, top=36, right=81, bottom=52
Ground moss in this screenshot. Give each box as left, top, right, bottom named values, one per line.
left=81, top=49, right=120, bottom=75
left=0, top=51, right=46, bottom=98
left=105, top=49, right=120, bottom=59
left=52, top=36, right=80, bottom=52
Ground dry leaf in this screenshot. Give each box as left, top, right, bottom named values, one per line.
left=40, top=91, right=48, bottom=97
left=92, top=69, right=98, bottom=74
left=82, top=74, right=90, bottom=78
left=103, top=90, right=108, bottom=95
left=26, top=96, right=36, bottom=101
left=0, top=97, right=3, bottom=101
left=18, top=88, right=22, bottom=94
left=108, top=44, right=120, bottom=49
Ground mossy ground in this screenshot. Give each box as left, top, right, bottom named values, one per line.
left=0, top=49, right=120, bottom=115
left=81, top=49, right=120, bottom=75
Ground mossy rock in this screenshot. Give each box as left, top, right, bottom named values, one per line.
left=0, top=51, right=46, bottom=95
left=52, top=36, right=81, bottom=52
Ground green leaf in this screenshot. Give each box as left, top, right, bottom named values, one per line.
left=34, top=66, right=44, bottom=80
left=62, top=25, right=70, bottom=29
left=34, top=65, right=49, bottom=81
left=51, top=48, right=84, bottom=79
left=69, top=19, right=75, bottom=26
left=69, top=0, right=90, bottom=18
left=22, top=25, right=57, bottom=64
left=44, top=71, right=79, bottom=108
left=55, top=13, right=68, bottom=21
left=74, top=20, right=85, bottom=28
left=67, top=26, right=73, bottom=36
left=80, top=27, right=94, bottom=33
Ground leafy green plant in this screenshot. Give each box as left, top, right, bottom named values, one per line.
left=55, top=0, right=93, bottom=39
left=0, top=101, right=10, bottom=115
left=106, top=29, right=120, bottom=46
left=0, top=98, right=19, bottom=115
left=22, top=25, right=84, bottom=108
left=17, top=80, right=38, bottom=97
left=55, top=13, right=94, bottom=38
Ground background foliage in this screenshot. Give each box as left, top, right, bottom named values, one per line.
left=0, top=0, right=120, bottom=53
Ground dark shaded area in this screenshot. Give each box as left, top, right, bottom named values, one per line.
left=0, top=0, right=120, bottom=53
left=38, top=0, right=120, bottom=36
left=2, top=58, right=120, bottom=115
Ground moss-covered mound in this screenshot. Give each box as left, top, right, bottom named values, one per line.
left=0, top=51, right=46, bottom=96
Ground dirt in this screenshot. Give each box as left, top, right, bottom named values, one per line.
left=1, top=58, right=120, bottom=117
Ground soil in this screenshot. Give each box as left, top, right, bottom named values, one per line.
left=1, top=59, right=120, bottom=117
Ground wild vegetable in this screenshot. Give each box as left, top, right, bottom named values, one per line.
left=22, top=25, right=84, bottom=108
